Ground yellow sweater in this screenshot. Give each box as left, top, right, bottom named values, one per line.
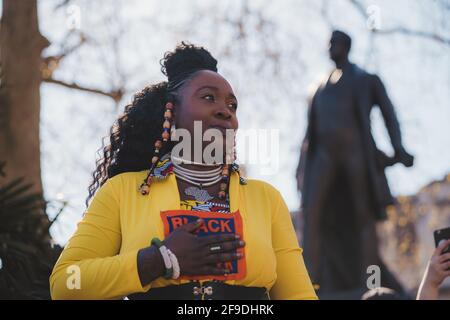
left=50, top=170, right=317, bottom=300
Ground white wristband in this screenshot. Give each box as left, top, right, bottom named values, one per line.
left=166, top=248, right=180, bottom=279
left=158, top=245, right=173, bottom=271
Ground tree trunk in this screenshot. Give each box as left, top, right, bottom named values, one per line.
left=0, top=0, right=49, bottom=196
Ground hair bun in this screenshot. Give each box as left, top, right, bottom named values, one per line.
left=160, top=41, right=218, bottom=82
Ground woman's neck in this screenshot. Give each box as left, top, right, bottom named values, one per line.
left=180, top=163, right=223, bottom=171
left=170, top=153, right=225, bottom=172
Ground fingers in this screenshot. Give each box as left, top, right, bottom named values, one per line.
left=204, top=252, right=243, bottom=264
left=181, top=219, right=205, bottom=233
left=443, top=261, right=450, bottom=270
left=201, top=233, right=241, bottom=246
left=435, top=239, right=450, bottom=256
left=438, top=252, right=450, bottom=263
left=205, top=239, right=245, bottom=255
left=199, top=266, right=232, bottom=276
left=435, top=261, right=450, bottom=278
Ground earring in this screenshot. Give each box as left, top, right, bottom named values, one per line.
left=162, top=102, right=173, bottom=142
left=229, top=134, right=246, bottom=186
left=217, top=133, right=236, bottom=199
left=218, top=164, right=229, bottom=199
left=139, top=102, right=174, bottom=195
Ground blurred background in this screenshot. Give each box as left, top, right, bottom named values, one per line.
left=0, top=0, right=449, bottom=299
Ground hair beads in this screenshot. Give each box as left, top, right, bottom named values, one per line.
left=139, top=102, right=174, bottom=195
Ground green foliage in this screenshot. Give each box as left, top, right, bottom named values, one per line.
left=0, top=161, right=62, bottom=299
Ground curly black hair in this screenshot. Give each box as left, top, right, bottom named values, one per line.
left=85, top=42, right=218, bottom=207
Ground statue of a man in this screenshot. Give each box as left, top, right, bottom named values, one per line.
left=297, top=30, right=414, bottom=298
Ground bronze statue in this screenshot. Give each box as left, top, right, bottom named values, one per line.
left=297, top=30, right=414, bottom=299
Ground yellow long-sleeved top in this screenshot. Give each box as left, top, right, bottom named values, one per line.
left=50, top=170, right=317, bottom=300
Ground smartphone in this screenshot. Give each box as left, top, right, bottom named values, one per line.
left=434, top=227, right=450, bottom=254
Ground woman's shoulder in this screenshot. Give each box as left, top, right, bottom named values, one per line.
left=241, top=178, right=288, bottom=219
left=241, top=177, right=282, bottom=199
left=105, top=170, right=149, bottom=189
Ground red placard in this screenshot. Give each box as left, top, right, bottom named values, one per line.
left=160, top=209, right=246, bottom=281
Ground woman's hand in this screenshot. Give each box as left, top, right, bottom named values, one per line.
left=417, top=239, right=450, bottom=300
left=162, top=218, right=245, bottom=276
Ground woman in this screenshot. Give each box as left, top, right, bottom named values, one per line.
left=417, top=239, right=450, bottom=300
left=50, top=42, right=317, bottom=300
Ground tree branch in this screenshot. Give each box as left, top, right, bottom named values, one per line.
left=39, top=16, right=125, bottom=105
left=43, top=33, right=86, bottom=66
left=41, top=30, right=89, bottom=80
left=43, top=77, right=124, bottom=102
left=348, top=0, right=450, bottom=46
left=54, top=0, right=73, bottom=11
left=374, top=27, right=450, bottom=46
left=348, top=0, right=367, bottom=18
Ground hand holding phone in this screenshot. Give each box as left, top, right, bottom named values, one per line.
left=434, top=227, right=450, bottom=255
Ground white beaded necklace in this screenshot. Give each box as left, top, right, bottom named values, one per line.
left=170, top=154, right=225, bottom=166
left=170, top=154, right=223, bottom=188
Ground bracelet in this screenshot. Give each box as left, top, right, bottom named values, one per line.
left=151, top=238, right=173, bottom=279
left=166, top=248, right=180, bottom=279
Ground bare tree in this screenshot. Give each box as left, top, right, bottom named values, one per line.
left=0, top=0, right=49, bottom=196
left=0, top=0, right=124, bottom=199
